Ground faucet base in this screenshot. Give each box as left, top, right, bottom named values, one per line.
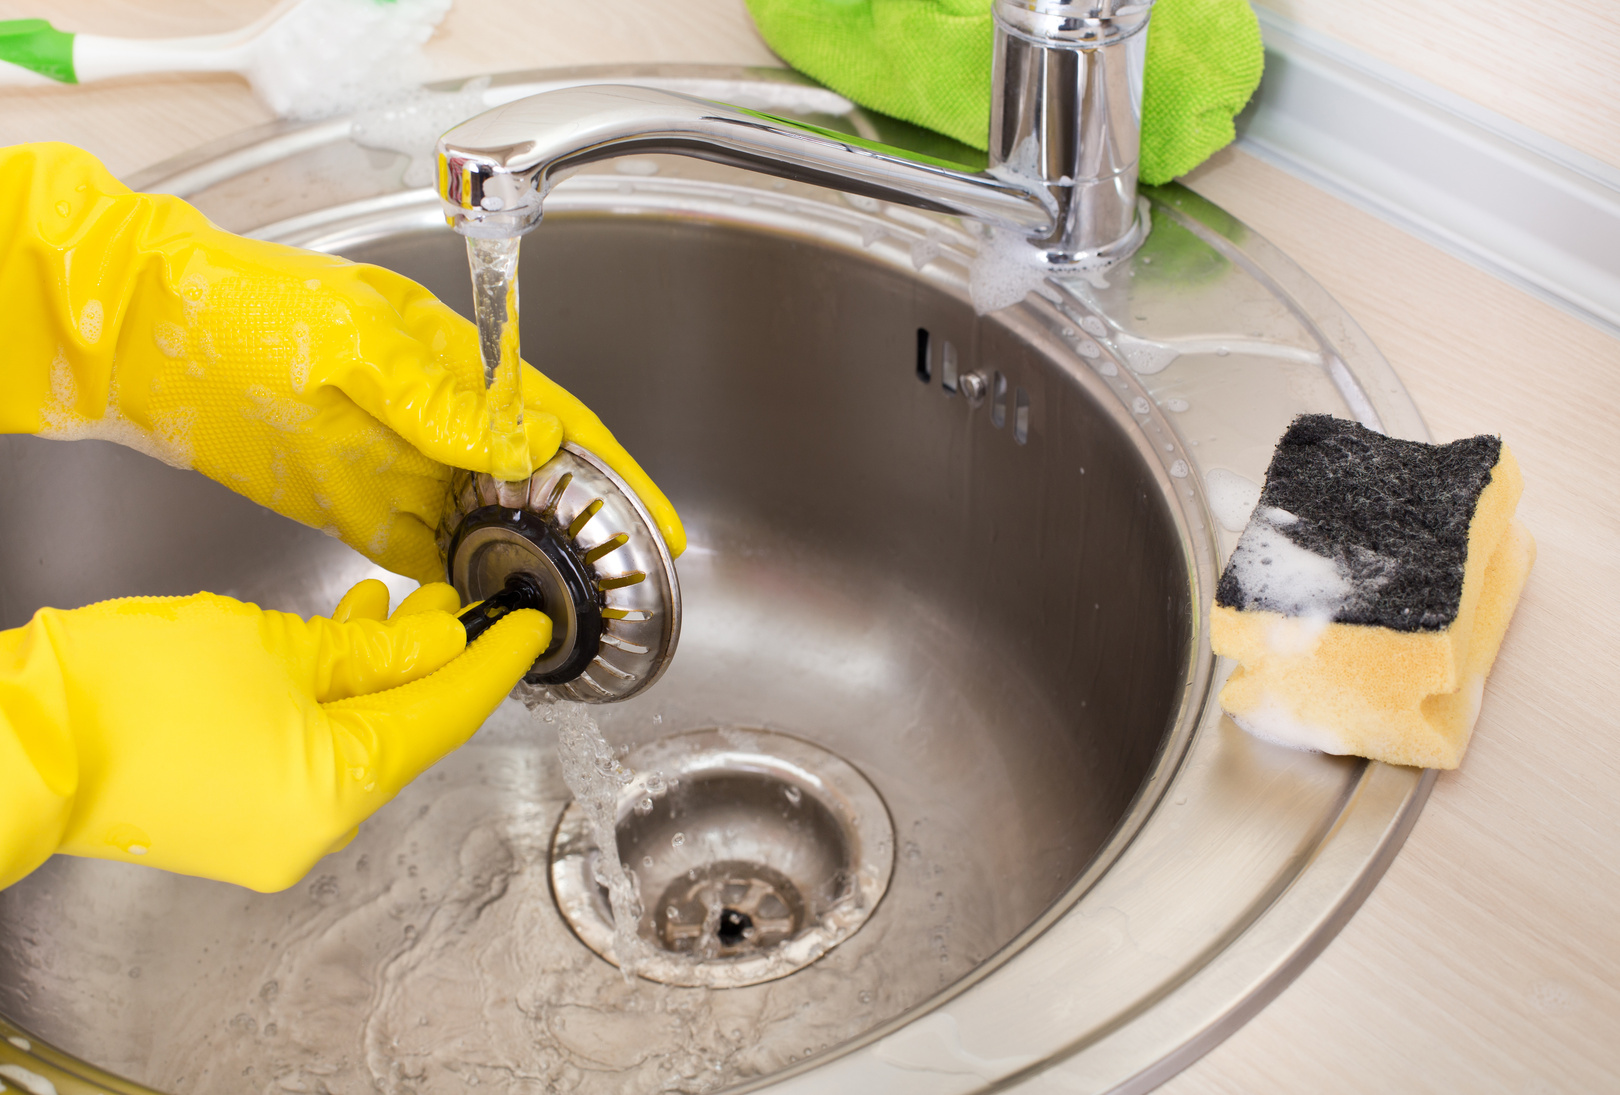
left=1035, top=196, right=1151, bottom=269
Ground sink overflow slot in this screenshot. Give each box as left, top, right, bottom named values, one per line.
left=915, top=328, right=931, bottom=383
left=991, top=371, right=1008, bottom=428
left=1014, top=388, right=1030, bottom=444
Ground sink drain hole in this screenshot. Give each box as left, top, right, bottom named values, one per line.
left=549, top=728, right=893, bottom=988
left=658, top=860, right=804, bottom=957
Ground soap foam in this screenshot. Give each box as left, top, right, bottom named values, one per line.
left=1224, top=507, right=1353, bottom=618
left=350, top=79, right=493, bottom=188
left=968, top=227, right=1054, bottom=316
left=0, top=1064, right=57, bottom=1095
left=78, top=300, right=103, bottom=344
left=1205, top=467, right=1261, bottom=533
left=37, top=350, right=195, bottom=469
left=1229, top=694, right=1351, bottom=755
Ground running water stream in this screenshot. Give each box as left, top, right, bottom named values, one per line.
left=529, top=696, right=655, bottom=978
left=467, top=233, right=659, bottom=975
left=466, top=236, right=530, bottom=484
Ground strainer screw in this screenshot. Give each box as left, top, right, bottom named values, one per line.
left=960, top=371, right=989, bottom=407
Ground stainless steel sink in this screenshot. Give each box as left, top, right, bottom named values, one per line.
left=0, top=66, right=1435, bottom=1095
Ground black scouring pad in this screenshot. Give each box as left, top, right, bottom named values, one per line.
left=1214, top=415, right=1502, bottom=632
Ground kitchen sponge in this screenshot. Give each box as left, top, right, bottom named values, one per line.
left=1210, top=416, right=1534, bottom=769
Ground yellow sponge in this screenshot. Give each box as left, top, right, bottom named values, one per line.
left=1210, top=416, right=1534, bottom=769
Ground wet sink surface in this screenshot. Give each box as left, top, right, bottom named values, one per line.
left=0, top=66, right=1434, bottom=1095
left=0, top=204, right=1188, bottom=1095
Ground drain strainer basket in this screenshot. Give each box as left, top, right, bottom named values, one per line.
left=439, top=442, right=679, bottom=704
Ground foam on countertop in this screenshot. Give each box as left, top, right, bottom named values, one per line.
left=1204, top=467, right=1261, bottom=533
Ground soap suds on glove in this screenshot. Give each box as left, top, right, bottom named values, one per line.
left=37, top=350, right=195, bottom=469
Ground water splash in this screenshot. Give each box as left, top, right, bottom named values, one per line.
left=534, top=699, right=654, bottom=980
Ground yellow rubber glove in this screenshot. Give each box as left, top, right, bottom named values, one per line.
left=0, top=142, right=685, bottom=583
left=0, top=579, right=549, bottom=893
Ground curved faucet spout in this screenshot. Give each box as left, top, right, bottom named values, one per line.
left=436, top=84, right=1056, bottom=242
left=438, top=1, right=1154, bottom=264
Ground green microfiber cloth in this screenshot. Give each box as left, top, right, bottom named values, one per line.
left=742, top=0, right=1264, bottom=185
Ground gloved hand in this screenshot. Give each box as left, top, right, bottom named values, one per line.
left=0, top=579, right=548, bottom=892
left=0, top=142, right=685, bottom=584
left=742, top=0, right=1265, bottom=185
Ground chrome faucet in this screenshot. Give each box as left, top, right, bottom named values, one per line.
left=436, top=0, right=1153, bottom=266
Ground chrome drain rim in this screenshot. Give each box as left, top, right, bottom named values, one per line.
left=549, top=728, right=895, bottom=988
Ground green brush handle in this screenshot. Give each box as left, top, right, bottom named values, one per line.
left=0, top=19, right=76, bottom=84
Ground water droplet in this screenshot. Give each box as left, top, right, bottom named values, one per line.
left=642, top=855, right=654, bottom=867
left=666, top=905, right=681, bottom=921
left=671, top=832, right=686, bottom=847
left=1132, top=397, right=1151, bottom=416
left=1170, top=459, right=1190, bottom=478
left=634, top=796, right=654, bottom=815
left=1167, top=397, right=1190, bottom=412
left=859, top=990, right=873, bottom=1004
left=784, top=786, right=802, bottom=805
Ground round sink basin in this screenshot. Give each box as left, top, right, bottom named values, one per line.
left=0, top=66, right=1434, bottom=1095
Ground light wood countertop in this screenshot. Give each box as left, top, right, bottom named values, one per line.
left=5, top=2, right=1617, bottom=1091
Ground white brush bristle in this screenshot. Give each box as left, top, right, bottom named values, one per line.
left=247, top=0, right=452, bottom=119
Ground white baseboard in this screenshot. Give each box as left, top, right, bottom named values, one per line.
left=1236, top=8, right=1620, bottom=339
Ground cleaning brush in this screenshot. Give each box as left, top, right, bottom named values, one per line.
left=0, top=0, right=452, bottom=118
